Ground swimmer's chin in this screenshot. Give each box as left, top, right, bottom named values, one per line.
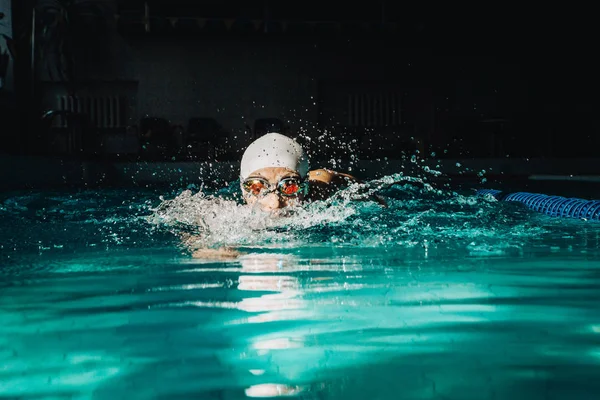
left=250, top=206, right=299, bottom=218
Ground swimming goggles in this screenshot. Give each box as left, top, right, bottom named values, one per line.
left=242, top=177, right=308, bottom=197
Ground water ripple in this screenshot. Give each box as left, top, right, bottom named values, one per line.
left=2, top=183, right=600, bottom=398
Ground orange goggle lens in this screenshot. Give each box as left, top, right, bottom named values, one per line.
left=243, top=179, right=267, bottom=196
left=279, top=179, right=300, bottom=195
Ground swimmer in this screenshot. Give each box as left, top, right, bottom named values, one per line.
left=188, top=132, right=385, bottom=258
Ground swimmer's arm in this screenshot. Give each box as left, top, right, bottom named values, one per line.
left=307, top=169, right=388, bottom=207
left=191, top=247, right=242, bottom=260
left=180, top=233, right=243, bottom=260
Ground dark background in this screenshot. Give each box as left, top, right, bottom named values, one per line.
left=1, top=1, right=598, bottom=166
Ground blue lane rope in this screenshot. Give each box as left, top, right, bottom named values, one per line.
left=476, top=190, right=600, bottom=221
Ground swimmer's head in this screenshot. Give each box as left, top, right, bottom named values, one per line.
left=240, top=133, right=309, bottom=211
left=240, top=132, right=309, bottom=181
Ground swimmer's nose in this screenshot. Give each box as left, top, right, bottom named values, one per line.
left=258, top=192, right=283, bottom=211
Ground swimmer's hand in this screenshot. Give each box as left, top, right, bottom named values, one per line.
left=191, top=247, right=242, bottom=260
left=180, top=233, right=243, bottom=260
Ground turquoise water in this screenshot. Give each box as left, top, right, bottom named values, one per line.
left=2, top=180, right=600, bottom=399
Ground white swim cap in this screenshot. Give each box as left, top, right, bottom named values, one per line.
left=240, top=132, right=309, bottom=180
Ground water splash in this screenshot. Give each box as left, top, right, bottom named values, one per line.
left=148, top=173, right=549, bottom=256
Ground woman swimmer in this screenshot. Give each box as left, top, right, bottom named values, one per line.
left=188, top=132, right=385, bottom=258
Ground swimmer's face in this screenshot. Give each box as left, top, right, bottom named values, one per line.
left=241, top=167, right=306, bottom=212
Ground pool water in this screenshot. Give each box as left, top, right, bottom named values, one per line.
left=2, top=179, right=600, bottom=399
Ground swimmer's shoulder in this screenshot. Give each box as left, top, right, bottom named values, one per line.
left=306, top=168, right=358, bottom=201
left=308, top=169, right=358, bottom=185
